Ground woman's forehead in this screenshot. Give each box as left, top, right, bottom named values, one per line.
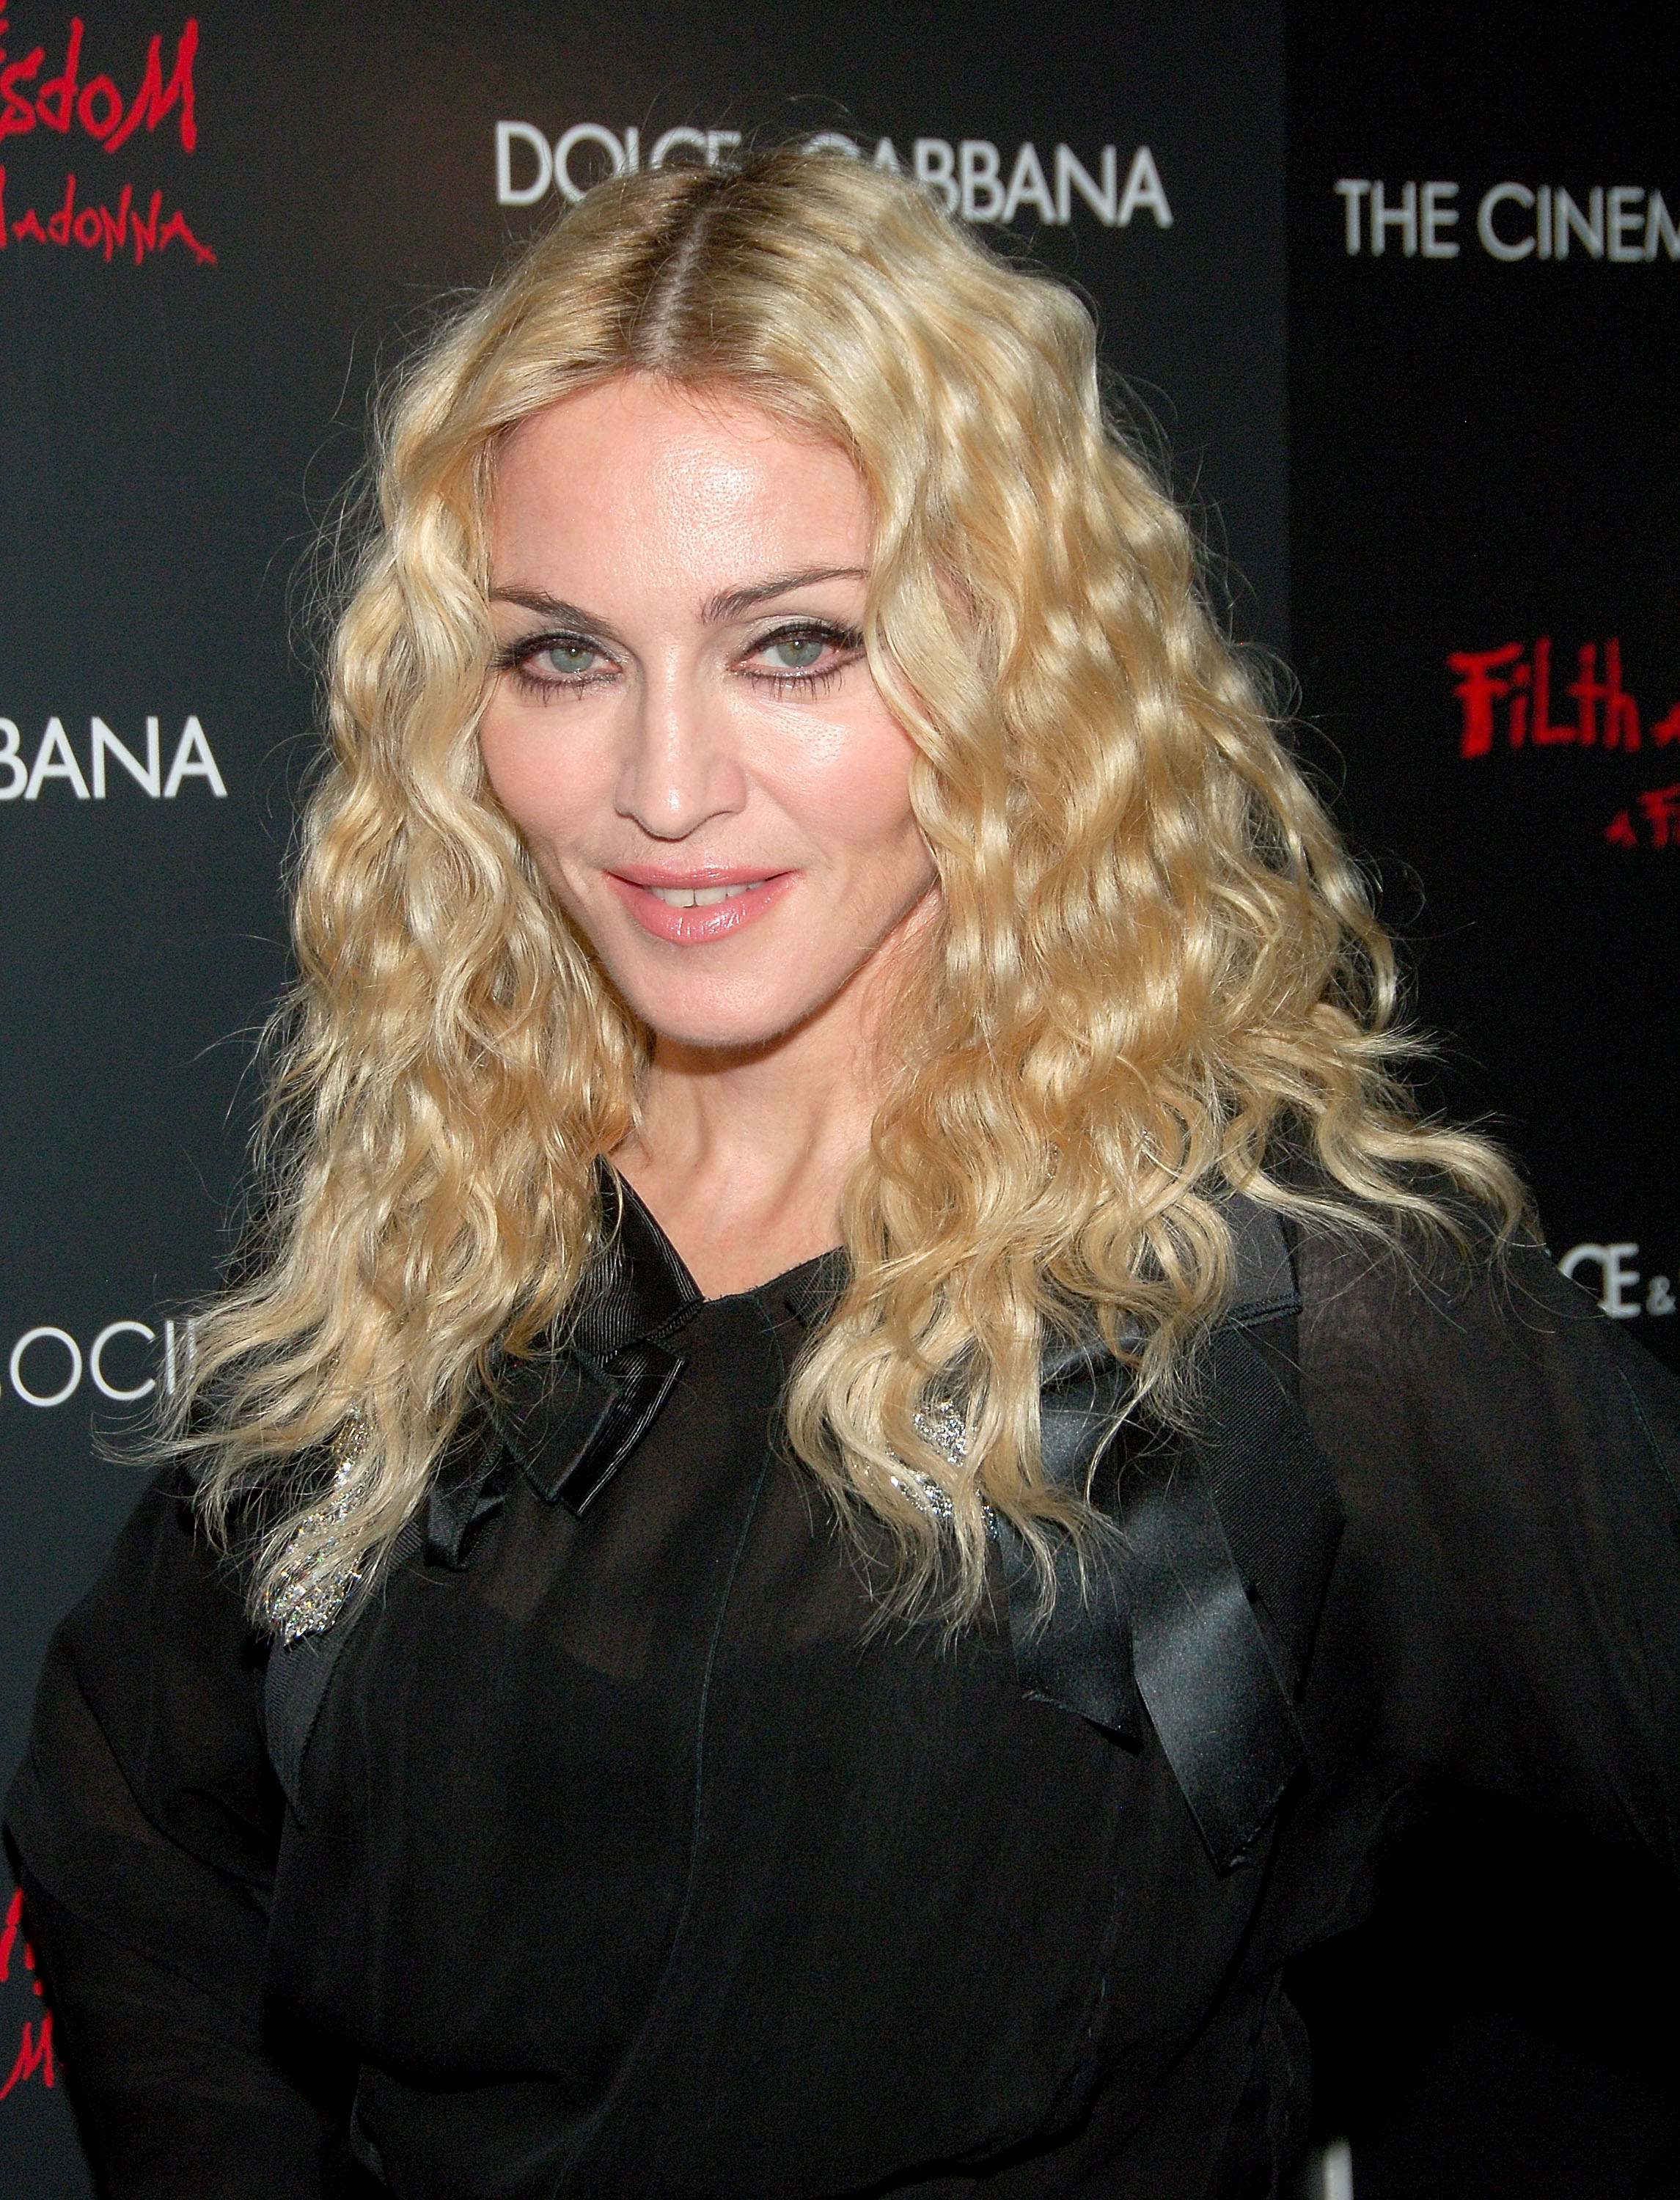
left=489, top=379, right=871, bottom=590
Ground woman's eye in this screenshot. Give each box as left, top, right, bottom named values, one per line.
left=537, top=642, right=602, bottom=678
left=760, top=634, right=829, bottom=672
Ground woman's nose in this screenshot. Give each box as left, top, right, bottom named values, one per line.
left=613, top=670, right=749, bottom=840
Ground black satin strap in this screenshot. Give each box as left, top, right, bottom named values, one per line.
left=1127, top=1327, right=1314, bottom=1871
left=423, top=1404, right=510, bottom=1567
left=525, top=1339, right=686, bottom=1516
left=1010, top=1199, right=1343, bottom=1874
left=994, top=1512, right=1140, bottom=1744
left=488, top=1167, right=700, bottom=1516
left=568, top=1170, right=703, bottom=1359
left=994, top=1343, right=1142, bottom=1741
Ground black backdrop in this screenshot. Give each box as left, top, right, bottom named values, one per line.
left=0, top=3, right=1673, bottom=2192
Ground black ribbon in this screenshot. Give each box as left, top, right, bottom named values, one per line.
left=997, top=1206, right=1344, bottom=1874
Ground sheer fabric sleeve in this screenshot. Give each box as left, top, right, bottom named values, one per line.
left=1298, top=1228, right=1680, bottom=1874
left=5, top=1471, right=353, bottom=2197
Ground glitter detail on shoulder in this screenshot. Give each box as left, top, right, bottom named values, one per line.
left=889, top=1398, right=997, bottom=1538
left=263, top=1414, right=370, bottom=1646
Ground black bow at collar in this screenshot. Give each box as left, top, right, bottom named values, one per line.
left=440, top=1178, right=1342, bottom=1877
left=475, top=1171, right=703, bottom=1520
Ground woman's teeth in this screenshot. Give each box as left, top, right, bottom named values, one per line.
left=646, top=882, right=763, bottom=907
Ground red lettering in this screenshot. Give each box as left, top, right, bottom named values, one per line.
left=45, top=167, right=73, bottom=242
left=97, top=178, right=129, bottom=260
left=1637, top=783, right=1680, bottom=851
left=0, top=45, right=42, bottom=139
left=76, top=70, right=121, bottom=138
left=128, top=182, right=158, bottom=257
left=1530, top=635, right=1573, bottom=743
left=0, top=2014, right=54, bottom=2100
left=1651, top=703, right=1680, bottom=747
left=34, top=15, right=81, bottom=132
left=1602, top=638, right=1640, bottom=750
left=0, top=1887, right=22, bottom=1981
left=1447, top=642, right=1522, bottom=758
left=104, top=18, right=197, bottom=154
left=0, top=175, right=208, bottom=263
left=1505, top=656, right=1530, bottom=746
left=1568, top=642, right=1605, bottom=747
left=1604, top=807, right=1638, bottom=848
left=155, top=200, right=213, bottom=261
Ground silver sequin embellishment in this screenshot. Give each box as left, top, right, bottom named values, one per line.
left=890, top=1399, right=997, bottom=1536
left=263, top=1415, right=370, bottom=1645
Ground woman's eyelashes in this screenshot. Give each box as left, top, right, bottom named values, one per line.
left=739, top=620, right=865, bottom=694
left=498, top=632, right=618, bottom=700
left=496, top=619, right=865, bottom=703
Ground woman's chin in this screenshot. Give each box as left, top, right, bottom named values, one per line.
left=637, top=1007, right=816, bottom=1062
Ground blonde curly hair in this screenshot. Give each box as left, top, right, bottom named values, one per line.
left=175, top=146, right=1524, bottom=1626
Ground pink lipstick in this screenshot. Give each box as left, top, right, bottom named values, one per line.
left=606, top=865, right=796, bottom=945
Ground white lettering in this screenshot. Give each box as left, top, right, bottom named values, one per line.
left=10, top=1327, right=83, bottom=1408
left=0, top=719, right=24, bottom=800
left=26, top=717, right=90, bottom=800
left=1056, top=143, right=1115, bottom=226
left=554, top=122, right=626, bottom=202
left=163, top=716, right=227, bottom=799
left=1553, top=185, right=1604, bottom=259
left=488, top=123, right=1175, bottom=232
left=92, top=714, right=161, bottom=798
left=1560, top=1241, right=1643, bottom=1319
left=90, top=1321, right=157, bottom=1402
left=1420, top=179, right=1459, bottom=257
left=914, top=138, right=958, bottom=214
left=1335, top=178, right=1371, bottom=253
left=1002, top=142, right=1055, bottom=225
left=1647, top=191, right=1680, bottom=260
left=1607, top=184, right=1646, bottom=262
left=162, top=1316, right=197, bottom=1397
left=494, top=119, right=551, bottom=207
left=650, top=125, right=708, bottom=169
left=1370, top=180, right=1417, bottom=257
left=959, top=139, right=1005, bottom=222
left=1478, top=181, right=1535, bottom=260
left=1116, top=144, right=1171, bottom=227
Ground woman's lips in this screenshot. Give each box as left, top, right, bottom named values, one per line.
left=606, top=870, right=796, bottom=944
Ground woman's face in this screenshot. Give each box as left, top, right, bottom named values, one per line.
left=478, top=378, right=937, bottom=1057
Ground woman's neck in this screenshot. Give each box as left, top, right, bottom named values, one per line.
left=612, top=1020, right=876, bottom=1299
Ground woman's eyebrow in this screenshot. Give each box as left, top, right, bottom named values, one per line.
left=489, top=586, right=627, bottom=646
left=702, top=566, right=868, bottom=624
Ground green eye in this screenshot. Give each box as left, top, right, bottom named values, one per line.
left=540, top=642, right=600, bottom=677
left=763, top=634, right=826, bottom=670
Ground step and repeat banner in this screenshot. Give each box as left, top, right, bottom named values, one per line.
left=0, top=1, right=1672, bottom=2192
left=1285, top=4, right=1680, bottom=2195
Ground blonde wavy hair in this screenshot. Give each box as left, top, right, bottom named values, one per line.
left=177, top=145, right=1523, bottom=1625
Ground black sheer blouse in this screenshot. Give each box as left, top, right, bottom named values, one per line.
left=8, top=1189, right=1680, bottom=2199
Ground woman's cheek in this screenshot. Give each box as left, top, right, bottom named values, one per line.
left=753, top=714, right=919, bottom=843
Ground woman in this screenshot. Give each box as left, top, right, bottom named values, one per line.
left=9, top=147, right=1679, bottom=2199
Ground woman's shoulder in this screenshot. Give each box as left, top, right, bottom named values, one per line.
left=1291, top=1194, right=1675, bottom=1449
left=1292, top=1192, right=1680, bottom=1678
